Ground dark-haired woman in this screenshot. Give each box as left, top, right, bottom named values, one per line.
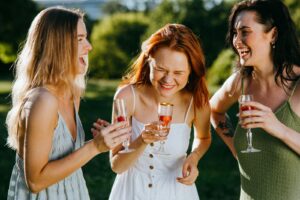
left=210, top=0, right=300, bottom=199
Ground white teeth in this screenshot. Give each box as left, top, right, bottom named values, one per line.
left=240, top=50, right=250, bottom=56
left=82, top=55, right=88, bottom=66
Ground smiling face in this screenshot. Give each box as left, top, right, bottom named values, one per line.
left=233, top=11, right=275, bottom=67
left=149, top=47, right=190, bottom=98
left=77, top=19, right=92, bottom=74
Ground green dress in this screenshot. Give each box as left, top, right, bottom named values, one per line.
left=234, top=81, right=300, bottom=200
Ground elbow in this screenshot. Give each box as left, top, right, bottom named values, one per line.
left=110, top=162, right=127, bottom=174
left=26, top=180, right=44, bottom=194
left=110, top=157, right=127, bottom=174
left=25, top=174, right=46, bottom=193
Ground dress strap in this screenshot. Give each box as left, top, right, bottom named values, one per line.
left=130, top=84, right=136, bottom=113
left=288, top=78, right=300, bottom=102
left=184, top=97, right=193, bottom=123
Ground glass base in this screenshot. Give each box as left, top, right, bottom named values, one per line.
left=152, top=150, right=170, bottom=156
left=118, top=148, right=135, bottom=154
left=241, top=147, right=261, bottom=153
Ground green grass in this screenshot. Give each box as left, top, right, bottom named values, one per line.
left=0, top=78, right=239, bottom=200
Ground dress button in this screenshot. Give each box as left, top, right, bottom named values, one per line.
left=148, top=183, right=153, bottom=188
left=150, top=143, right=154, bottom=147
left=149, top=154, right=153, bottom=158
left=149, top=165, right=154, bottom=170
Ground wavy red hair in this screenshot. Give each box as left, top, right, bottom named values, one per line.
left=122, top=23, right=209, bottom=108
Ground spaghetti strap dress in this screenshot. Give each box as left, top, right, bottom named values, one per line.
left=109, top=85, right=199, bottom=200
left=233, top=79, right=300, bottom=200
left=7, top=109, right=90, bottom=200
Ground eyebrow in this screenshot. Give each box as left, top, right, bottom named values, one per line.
left=234, top=26, right=251, bottom=30
left=77, top=33, right=87, bottom=37
left=154, top=64, right=186, bottom=72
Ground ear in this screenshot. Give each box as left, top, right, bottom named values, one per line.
left=270, top=26, right=278, bottom=43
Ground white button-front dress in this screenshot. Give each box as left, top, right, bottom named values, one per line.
left=109, top=98, right=199, bottom=200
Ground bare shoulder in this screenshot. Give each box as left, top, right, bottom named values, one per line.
left=290, top=69, right=300, bottom=114
left=210, top=72, right=242, bottom=113
left=195, top=102, right=211, bottom=116
left=114, top=84, right=134, bottom=99
left=220, top=71, right=243, bottom=99
left=114, top=84, right=135, bottom=115
left=25, top=88, right=58, bottom=109
left=292, top=65, right=300, bottom=75
left=23, top=88, right=59, bottom=122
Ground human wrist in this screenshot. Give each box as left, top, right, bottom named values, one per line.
left=140, top=136, right=148, bottom=146
left=189, top=151, right=201, bottom=163
left=88, top=139, right=101, bottom=156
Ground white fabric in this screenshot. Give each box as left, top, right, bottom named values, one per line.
left=108, top=116, right=200, bottom=200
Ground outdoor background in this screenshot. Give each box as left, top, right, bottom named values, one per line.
left=0, top=0, right=299, bottom=199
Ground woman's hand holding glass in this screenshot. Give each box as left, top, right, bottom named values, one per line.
left=239, top=94, right=261, bottom=153
left=142, top=121, right=167, bottom=144
left=239, top=100, right=285, bottom=139
left=91, top=118, right=132, bottom=153
left=156, top=102, right=173, bottom=154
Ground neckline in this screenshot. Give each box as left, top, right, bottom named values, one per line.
left=274, top=100, right=288, bottom=114
left=132, top=116, right=191, bottom=129
left=58, top=110, right=78, bottom=143
left=275, top=100, right=300, bottom=120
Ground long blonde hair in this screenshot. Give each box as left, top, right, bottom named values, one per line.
left=6, top=7, right=85, bottom=150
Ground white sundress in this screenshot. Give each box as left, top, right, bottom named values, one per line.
left=109, top=86, right=199, bottom=200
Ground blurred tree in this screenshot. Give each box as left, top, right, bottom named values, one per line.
left=284, top=0, right=300, bottom=36
left=89, top=13, right=149, bottom=78
left=207, top=48, right=236, bottom=92
left=102, top=0, right=129, bottom=15
left=144, top=0, right=234, bottom=67
left=0, top=0, right=38, bottom=66
left=143, top=0, right=184, bottom=40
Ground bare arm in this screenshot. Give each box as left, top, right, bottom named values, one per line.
left=24, top=89, right=129, bottom=193
left=109, top=85, right=163, bottom=173
left=209, top=73, right=242, bottom=158
left=177, top=103, right=211, bottom=185
left=240, top=81, right=300, bottom=155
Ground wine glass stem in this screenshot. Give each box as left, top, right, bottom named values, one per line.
left=247, top=128, right=253, bottom=149
left=123, top=138, right=130, bottom=151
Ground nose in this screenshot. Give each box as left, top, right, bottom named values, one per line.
left=85, top=39, right=92, bottom=51
left=233, top=33, right=243, bottom=48
left=162, top=73, right=173, bottom=83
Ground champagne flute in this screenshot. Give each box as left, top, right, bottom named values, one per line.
left=114, top=98, right=134, bottom=153
left=239, top=94, right=261, bottom=153
left=157, top=102, right=173, bottom=154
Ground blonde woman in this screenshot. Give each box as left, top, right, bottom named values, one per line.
left=6, top=7, right=130, bottom=199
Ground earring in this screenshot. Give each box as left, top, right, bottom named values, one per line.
left=271, top=42, right=275, bottom=49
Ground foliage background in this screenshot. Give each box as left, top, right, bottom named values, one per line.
left=0, top=0, right=299, bottom=199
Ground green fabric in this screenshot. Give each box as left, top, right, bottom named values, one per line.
left=234, top=81, right=300, bottom=200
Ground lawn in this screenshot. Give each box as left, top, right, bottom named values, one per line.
left=0, top=78, right=240, bottom=200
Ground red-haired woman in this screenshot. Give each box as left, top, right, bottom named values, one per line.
left=108, top=24, right=211, bottom=200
